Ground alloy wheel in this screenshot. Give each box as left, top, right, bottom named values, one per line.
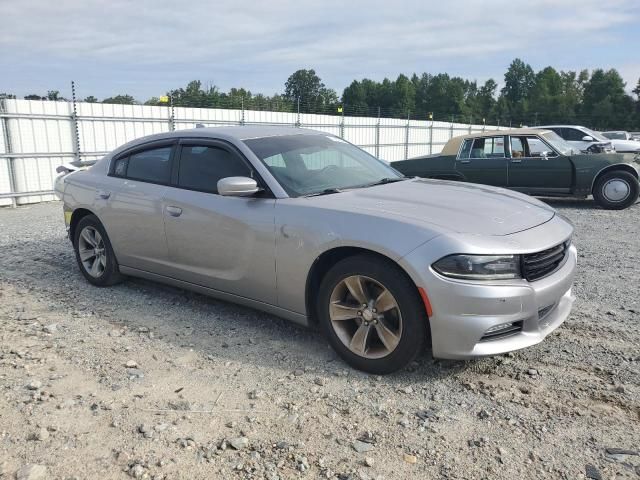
left=329, top=275, right=403, bottom=359
left=78, top=226, right=107, bottom=278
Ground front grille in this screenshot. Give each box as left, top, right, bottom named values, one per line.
left=479, top=320, right=523, bottom=341
left=522, top=240, right=570, bottom=281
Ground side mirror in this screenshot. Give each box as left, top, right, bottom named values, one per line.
left=217, top=176, right=260, bottom=197
left=540, top=151, right=550, bottom=160
left=582, top=135, right=594, bottom=142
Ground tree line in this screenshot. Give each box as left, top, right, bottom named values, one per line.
left=2, top=58, right=639, bottom=130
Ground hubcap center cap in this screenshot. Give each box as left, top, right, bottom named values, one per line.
left=362, top=309, right=374, bottom=321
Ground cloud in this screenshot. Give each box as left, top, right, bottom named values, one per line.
left=1, top=0, right=639, bottom=98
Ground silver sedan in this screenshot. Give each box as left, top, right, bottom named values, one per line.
left=55, top=127, right=577, bottom=373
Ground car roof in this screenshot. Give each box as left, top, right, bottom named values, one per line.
left=535, top=125, right=586, bottom=129
left=109, top=126, right=325, bottom=155
left=439, top=128, right=554, bottom=155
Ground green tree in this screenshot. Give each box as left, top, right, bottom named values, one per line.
left=0, top=93, right=16, bottom=99
left=102, top=94, right=136, bottom=105
left=83, top=96, right=98, bottom=103
left=47, top=90, right=67, bottom=101
left=284, top=69, right=338, bottom=113
left=342, top=80, right=369, bottom=113
left=529, top=67, right=563, bottom=124
left=24, top=94, right=45, bottom=100
left=499, top=58, right=535, bottom=122
left=581, top=69, right=634, bottom=129
left=475, top=79, right=498, bottom=121
left=392, top=74, right=416, bottom=115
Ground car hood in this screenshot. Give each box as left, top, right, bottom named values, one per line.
left=612, top=139, right=640, bottom=152
left=311, top=178, right=555, bottom=236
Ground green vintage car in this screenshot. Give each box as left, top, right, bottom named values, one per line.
left=393, top=128, right=640, bottom=210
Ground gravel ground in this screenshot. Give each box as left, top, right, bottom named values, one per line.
left=0, top=199, right=638, bottom=480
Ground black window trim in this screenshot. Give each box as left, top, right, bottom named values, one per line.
left=108, top=139, right=178, bottom=187
left=173, top=137, right=274, bottom=198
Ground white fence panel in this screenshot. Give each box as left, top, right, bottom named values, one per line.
left=0, top=99, right=504, bottom=206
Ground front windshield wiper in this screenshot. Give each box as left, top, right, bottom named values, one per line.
left=304, top=188, right=343, bottom=197
left=355, top=177, right=408, bottom=188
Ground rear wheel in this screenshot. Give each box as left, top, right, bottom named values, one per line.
left=317, top=255, right=428, bottom=374
left=593, top=170, right=639, bottom=210
left=73, top=215, right=124, bottom=286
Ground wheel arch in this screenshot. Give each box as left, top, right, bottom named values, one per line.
left=305, top=246, right=429, bottom=327
left=69, top=207, right=97, bottom=244
left=591, top=163, right=639, bottom=194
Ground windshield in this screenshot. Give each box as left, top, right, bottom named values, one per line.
left=602, top=131, right=626, bottom=140
left=582, top=127, right=609, bottom=142
left=540, top=131, right=575, bottom=155
left=244, top=134, right=404, bottom=197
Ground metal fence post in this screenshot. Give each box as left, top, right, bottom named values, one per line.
left=468, top=116, right=472, bottom=135
left=240, top=96, right=245, bottom=126
left=375, top=107, right=380, bottom=159
left=340, top=107, right=345, bottom=138
left=428, top=119, right=434, bottom=155
left=404, top=111, right=410, bottom=160
left=296, top=97, right=301, bottom=127
left=0, top=98, right=18, bottom=207
left=449, top=115, right=454, bottom=140
left=169, top=96, right=175, bottom=131
left=71, top=81, right=81, bottom=161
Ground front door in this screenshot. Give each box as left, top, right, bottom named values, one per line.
left=507, top=135, right=573, bottom=193
left=455, top=135, right=509, bottom=186
left=162, top=140, right=277, bottom=305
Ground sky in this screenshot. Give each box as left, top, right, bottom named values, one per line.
left=2, top=0, right=640, bottom=101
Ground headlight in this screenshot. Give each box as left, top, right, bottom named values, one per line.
left=432, top=254, right=521, bottom=280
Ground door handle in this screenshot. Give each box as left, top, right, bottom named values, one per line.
left=459, top=160, right=471, bottom=164
left=510, top=159, right=522, bottom=163
left=166, top=206, right=182, bottom=217
left=96, top=190, right=111, bottom=199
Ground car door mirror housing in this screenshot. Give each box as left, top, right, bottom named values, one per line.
left=217, top=177, right=260, bottom=197
left=582, top=135, right=594, bottom=142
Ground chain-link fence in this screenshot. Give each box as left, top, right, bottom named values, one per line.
left=0, top=98, right=506, bottom=207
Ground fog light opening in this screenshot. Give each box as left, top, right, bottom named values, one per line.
left=480, top=320, right=524, bottom=341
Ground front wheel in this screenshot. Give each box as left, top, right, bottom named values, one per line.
left=592, top=170, right=639, bottom=210
left=317, top=255, right=428, bottom=374
left=73, top=214, right=124, bottom=286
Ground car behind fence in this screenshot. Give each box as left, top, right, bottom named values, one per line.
left=0, top=99, right=505, bottom=207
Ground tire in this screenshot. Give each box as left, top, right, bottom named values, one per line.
left=73, top=214, right=124, bottom=286
left=592, top=170, right=639, bottom=210
left=317, top=254, right=428, bottom=374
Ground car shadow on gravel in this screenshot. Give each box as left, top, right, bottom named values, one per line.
left=2, top=239, right=472, bottom=383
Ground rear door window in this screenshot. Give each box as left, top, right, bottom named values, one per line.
left=469, top=137, right=505, bottom=158
left=113, top=146, right=173, bottom=184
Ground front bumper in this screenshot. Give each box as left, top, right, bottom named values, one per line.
left=400, top=226, right=577, bottom=359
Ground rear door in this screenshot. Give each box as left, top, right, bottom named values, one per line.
left=161, top=139, right=277, bottom=304
left=507, top=135, right=572, bottom=193
left=454, top=135, right=508, bottom=186
left=98, top=141, right=175, bottom=274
